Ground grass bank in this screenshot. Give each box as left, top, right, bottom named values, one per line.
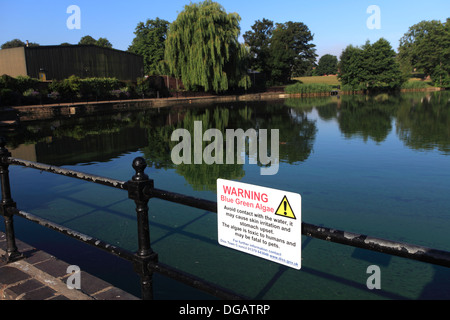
left=289, top=75, right=442, bottom=94
left=292, top=75, right=340, bottom=86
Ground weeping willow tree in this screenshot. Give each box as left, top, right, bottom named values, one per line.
left=165, top=0, right=250, bottom=93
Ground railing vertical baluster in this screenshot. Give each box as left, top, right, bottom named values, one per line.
left=127, top=157, right=158, bottom=300
left=0, top=137, right=23, bottom=263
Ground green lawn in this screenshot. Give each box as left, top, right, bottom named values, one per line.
left=292, top=75, right=340, bottom=86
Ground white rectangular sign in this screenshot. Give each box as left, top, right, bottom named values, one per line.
left=217, top=179, right=301, bottom=270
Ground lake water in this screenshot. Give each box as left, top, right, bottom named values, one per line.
left=3, top=91, right=450, bottom=300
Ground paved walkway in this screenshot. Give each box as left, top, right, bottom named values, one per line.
left=0, top=232, right=139, bottom=300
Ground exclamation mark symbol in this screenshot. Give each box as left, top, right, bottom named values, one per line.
left=284, top=200, right=287, bottom=216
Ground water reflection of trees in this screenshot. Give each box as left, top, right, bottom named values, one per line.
left=274, top=103, right=317, bottom=164
left=7, top=92, right=449, bottom=186
left=140, top=101, right=318, bottom=191
left=5, top=100, right=318, bottom=190
left=338, top=92, right=450, bottom=154
left=286, top=95, right=398, bottom=144
left=396, top=92, right=450, bottom=154
left=311, top=92, right=450, bottom=154
left=336, top=94, right=398, bottom=143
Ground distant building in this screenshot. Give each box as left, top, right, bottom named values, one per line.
left=0, top=45, right=144, bottom=81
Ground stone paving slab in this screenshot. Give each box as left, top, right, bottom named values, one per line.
left=0, top=232, right=139, bottom=300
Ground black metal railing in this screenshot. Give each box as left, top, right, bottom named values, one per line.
left=1, top=138, right=450, bottom=300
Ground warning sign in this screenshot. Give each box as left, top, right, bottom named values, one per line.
left=217, top=179, right=302, bottom=270
left=275, top=196, right=296, bottom=219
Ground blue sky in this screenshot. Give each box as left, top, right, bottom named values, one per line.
left=0, top=0, right=448, bottom=59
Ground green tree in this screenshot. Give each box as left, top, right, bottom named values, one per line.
left=164, top=0, right=250, bottom=93
left=338, top=45, right=364, bottom=89
left=315, top=54, right=338, bottom=76
left=128, top=18, right=169, bottom=75
left=78, top=35, right=97, bottom=46
left=362, top=38, right=405, bottom=90
left=269, top=21, right=317, bottom=84
left=78, top=35, right=113, bottom=48
left=339, top=39, right=405, bottom=91
left=398, top=19, right=450, bottom=87
left=243, top=18, right=274, bottom=75
left=96, top=37, right=113, bottom=48
left=1, top=39, right=39, bottom=49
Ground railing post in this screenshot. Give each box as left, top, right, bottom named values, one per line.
left=0, top=137, right=23, bottom=263
left=127, top=157, right=158, bottom=300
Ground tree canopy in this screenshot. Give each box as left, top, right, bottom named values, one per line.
left=1, top=39, right=39, bottom=49
left=164, top=0, right=250, bottom=93
left=339, top=38, right=405, bottom=91
left=243, top=18, right=274, bottom=76
left=128, top=18, right=169, bottom=75
left=338, top=45, right=363, bottom=89
left=398, top=19, right=450, bottom=87
left=315, top=54, right=338, bottom=76
left=78, top=35, right=113, bottom=48
left=244, top=20, right=317, bottom=85
left=96, top=37, right=113, bottom=49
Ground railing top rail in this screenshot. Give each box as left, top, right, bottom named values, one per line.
left=7, top=157, right=128, bottom=190
left=7, top=156, right=450, bottom=269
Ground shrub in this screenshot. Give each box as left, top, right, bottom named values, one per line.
left=136, top=77, right=156, bottom=97
left=401, top=81, right=432, bottom=90
left=0, top=74, right=17, bottom=91
left=111, top=86, right=132, bottom=99
left=16, top=76, right=40, bottom=94
left=49, top=75, right=81, bottom=101
left=50, top=76, right=121, bottom=101
left=48, top=91, right=60, bottom=100
left=79, top=77, right=121, bottom=100
left=0, top=75, right=42, bottom=106
left=23, top=88, right=40, bottom=97
left=0, top=88, right=16, bottom=106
